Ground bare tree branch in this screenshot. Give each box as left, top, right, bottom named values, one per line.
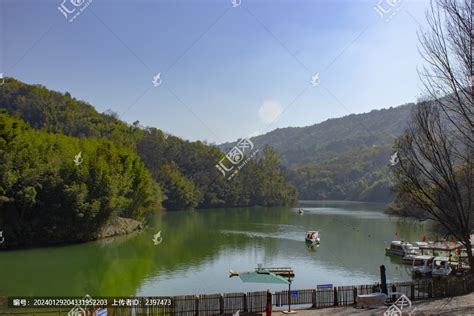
left=393, top=0, right=473, bottom=274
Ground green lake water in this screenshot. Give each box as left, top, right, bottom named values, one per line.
left=0, top=201, right=433, bottom=297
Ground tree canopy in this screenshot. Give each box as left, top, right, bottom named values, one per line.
left=0, top=79, right=298, bottom=247
left=0, top=110, right=162, bottom=247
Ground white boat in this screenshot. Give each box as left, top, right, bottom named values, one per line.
left=412, top=241, right=430, bottom=248
left=411, top=255, right=433, bottom=277
left=385, top=241, right=413, bottom=256
left=431, top=256, right=452, bottom=276
left=305, top=242, right=319, bottom=252
left=305, top=231, right=320, bottom=244
left=402, top=246, right=422, bottom=265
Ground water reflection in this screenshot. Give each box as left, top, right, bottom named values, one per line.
left=305, top=242, right=319, bottom=253
left=0, top=202, right=433, bottom=297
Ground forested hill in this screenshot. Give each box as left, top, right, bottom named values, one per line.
left=221, top=105, right=414, bottom=202
left=0, top=79, right=297, bottom=247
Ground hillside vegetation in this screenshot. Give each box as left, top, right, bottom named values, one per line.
left=0, top=79, right=297, bottom=248
left=0, top=111, right=161, bottom=247
left=222, top=105, right=414, bottom=202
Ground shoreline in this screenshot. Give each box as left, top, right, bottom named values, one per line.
left=95, top=216, right=145, bottom=239
left=0, top=216, right=145, bottom=251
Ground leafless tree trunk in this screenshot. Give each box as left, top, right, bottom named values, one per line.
left=393, top=0, right=473, bottom=273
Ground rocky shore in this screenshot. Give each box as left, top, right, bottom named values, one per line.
left=95, top=216, right=145, bottom=239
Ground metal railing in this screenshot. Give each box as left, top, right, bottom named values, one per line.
left=1, top=277, right=471, bottom=315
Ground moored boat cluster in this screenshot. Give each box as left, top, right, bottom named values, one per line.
left=385, top=239, right=472, bottom=277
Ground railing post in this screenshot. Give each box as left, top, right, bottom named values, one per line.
left=391, top=284, right=397, bottom=302
left=410, top=282, right=415, bottom=300
left=194, top=295, right=200, bottom=316
left=266, top=290, right=272, bottom=316
left=311, top=289, right=317, bottom=308
left=274, top=292, right=279, bottom=307
left=353, top=287, right=357, bottom=305
left=219, top=294, right=224, bottom=315
left=243, top=293, right=248, bottom=312
left=333, top=287, right=338, bottom=306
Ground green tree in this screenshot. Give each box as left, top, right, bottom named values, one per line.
left=158, top=163, right=202, bottom=210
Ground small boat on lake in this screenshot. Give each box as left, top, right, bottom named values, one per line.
left=305, top=242, right=319, bottom=252
left=411, top=255, right=434, bottom=277
left=305, top=231, right=320, bottom=244
left=402, top=246, right=422, bottom=265
left=431, top=256, right=452, bottom=276
left=385, top=241, right=413, bottom=257
left=412, top=241, right=430, bottom=248
left=401, top=241, right=449, bottom=262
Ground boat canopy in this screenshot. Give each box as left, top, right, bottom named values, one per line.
left=390, top=241, right=412, bottom=246
left=418, top=242, right=463, bottom=251
left=433, top=256, right=450, bottom=262
left=413, top=241, right=429, bottom=247
left=413, top=255, right=433, bottom=260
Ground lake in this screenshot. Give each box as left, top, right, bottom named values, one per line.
left=0, top=201, right=433, bottom=297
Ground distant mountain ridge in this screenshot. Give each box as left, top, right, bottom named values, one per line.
left=220, top=104, right=415, bottom=202
left=221, top=104, right=413, bottom=166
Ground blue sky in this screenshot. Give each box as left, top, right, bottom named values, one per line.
left=1, top=0, right=430, bottom=143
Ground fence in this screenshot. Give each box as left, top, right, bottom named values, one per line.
left=108, top=277, right=472, bottom=315
left=1, top=277, right=471, bottom=316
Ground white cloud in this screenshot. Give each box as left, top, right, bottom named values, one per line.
left=258, top=100, right=282, bottom=124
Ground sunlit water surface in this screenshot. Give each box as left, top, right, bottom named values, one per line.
left=0, top=201, right=433, bottom=297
